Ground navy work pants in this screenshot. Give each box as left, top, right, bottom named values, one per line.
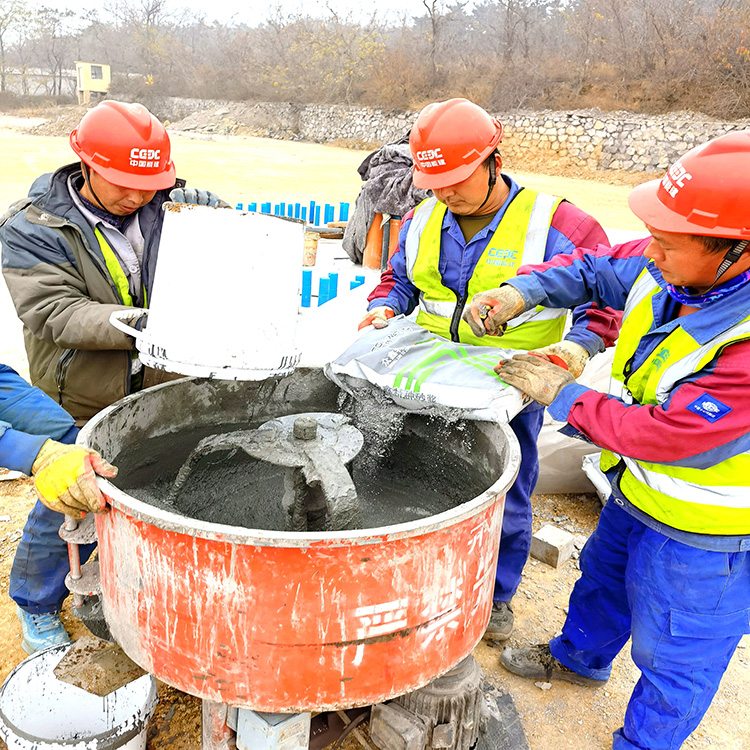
left=549, top=500, right=750, bottom=749
left=493, top=404, right=544, bottom=603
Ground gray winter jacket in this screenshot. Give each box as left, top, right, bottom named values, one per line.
left=1, top=162, right=181, bottom=420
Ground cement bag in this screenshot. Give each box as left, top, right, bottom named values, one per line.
left=324, top=317, right=527, bottom=423
left=581, top=452, right=613, bottom=504
left=534, top=348, right=615, bottom=494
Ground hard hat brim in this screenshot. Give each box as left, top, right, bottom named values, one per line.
left=86, top=160, right=177, bottom=192
left=628, top=178, right=747, bottom=238
left=412, top=161, right=480, bottom=190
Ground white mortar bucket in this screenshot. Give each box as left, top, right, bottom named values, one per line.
left=111, top=204, right=304, bottom=380
left=0, top=644, right=157, bottom=750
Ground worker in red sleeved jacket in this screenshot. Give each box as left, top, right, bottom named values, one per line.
left=464, top=131, right=750, bottom=750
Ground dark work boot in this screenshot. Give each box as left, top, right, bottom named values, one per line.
left=500, top=644, right=608, bottom=687
left=484, top=601, right=514, bottom=641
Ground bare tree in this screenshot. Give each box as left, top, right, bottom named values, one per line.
left=0, top=0, right=24, bottom=92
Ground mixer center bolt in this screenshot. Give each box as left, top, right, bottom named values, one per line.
left=293, top=416, right=318, bottom=441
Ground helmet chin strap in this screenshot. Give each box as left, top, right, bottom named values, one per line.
left=81, top=163, right=109, bottom=213
left=476, top=155, right=497, bottom=213
left=698, top=239, right=750, bottom=295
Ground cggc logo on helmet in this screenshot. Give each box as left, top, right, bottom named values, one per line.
left=415, top=148, right=446, bottom=168
left=660, top=160, right=692, bottom=199
left=129, top=147, right=161, bottom=169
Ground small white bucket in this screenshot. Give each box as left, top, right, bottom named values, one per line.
left=111, top=204, right=304, bottom=380
left=0, top=644, right=157, bottom=750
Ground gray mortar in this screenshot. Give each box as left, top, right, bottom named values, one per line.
left=116, top=411, right=490, bottom=532
left=166, top=413, right=364, bottom=531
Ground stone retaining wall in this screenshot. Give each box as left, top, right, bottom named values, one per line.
left=165, top=97, right=750, bottom=174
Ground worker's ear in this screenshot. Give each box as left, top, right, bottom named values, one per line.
left=494, top=152, right=503, bottom=173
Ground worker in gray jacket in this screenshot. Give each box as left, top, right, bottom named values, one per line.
left=0, top=100, right=223, bottom=652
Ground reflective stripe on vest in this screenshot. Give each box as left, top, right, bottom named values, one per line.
left=94, top=227, right=134, bottom=307
left=404, top=194, right=567, bottom=349
left=600, top=265, right=750, bottom=534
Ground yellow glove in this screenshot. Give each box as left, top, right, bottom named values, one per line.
left=530, top=341, right=590, bottom=378
left=32, top=440, right=118, bottom=518
left=358, top=306, right=395, bottom=330
left=462, top=285, right=527, bottom=337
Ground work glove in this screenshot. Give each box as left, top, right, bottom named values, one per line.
left=462, top=285, right=527, bottom=337
left=358, top=306, right=395, bottom=330
left=169, top=187, right=230, bottom=208
left=530, top=340, right=590, bottom=378
left=32, top=440, right=118, bottom=519
left=494, top=353, right=576, bottom=407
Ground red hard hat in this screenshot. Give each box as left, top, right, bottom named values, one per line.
left=628, top=130, right=750, bottom=239
left=410, top=99, right=503, bottom=190
left=70, top=100, right=176, bottom=191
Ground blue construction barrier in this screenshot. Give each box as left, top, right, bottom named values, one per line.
left=236, top=201, right=351, bottom=224
left=301, top=270, right=312, bottom=308
left=301, top=271, right=364, bottom=308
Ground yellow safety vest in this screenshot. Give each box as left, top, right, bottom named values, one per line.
left=600, top=266, right=750, bottom=535
left=405, top=193, right=567, bottom=349
left=94, top=227, right=135, bottom=307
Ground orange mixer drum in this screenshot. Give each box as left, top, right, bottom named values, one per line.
left=82, top=371, right=520, bottom=711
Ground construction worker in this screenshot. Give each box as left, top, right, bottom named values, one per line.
left=0, top=363, right=115, bottom=516
left=464, top=131, right=750, bottom=749
left=0, top=362, right=115, bottom=653
left=360, top=98, right=619, bottom=642
left=0, top=100, right=224, bottom=653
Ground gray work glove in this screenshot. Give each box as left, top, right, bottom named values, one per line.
left=462, top=285, right=527, bottom=337
left=169, top=187, right=230, bottom=208
left=531, top=341, right=590, bottom=378
left=494, top=353, right=576, bottom=407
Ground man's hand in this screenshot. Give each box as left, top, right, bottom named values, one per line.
left=169, top=188, right=230, bottom=208
left=530, top=341, right=590, bottom=378
left=32, top=440, right=118, bottom=519
left=494, top=353, right=576, bottom=406
left=462, top=285, right=527, bottom=337
left=358, top=307, right=395, bottom=330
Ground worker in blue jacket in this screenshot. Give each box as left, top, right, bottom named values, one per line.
left=0, top=363, right=115, bottom=653
left=464, top=131, right=750, bottom=749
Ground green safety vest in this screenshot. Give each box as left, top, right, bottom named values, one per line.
left=600, top=266, right=750, bottom=535
left=404, top=193, right=567, bottom=350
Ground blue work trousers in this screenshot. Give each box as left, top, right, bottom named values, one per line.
left=10, top=430, right=96, bottom=614
left=493, top=405, right=544, bottom=603
left=549, top=500, right=750, bottom=749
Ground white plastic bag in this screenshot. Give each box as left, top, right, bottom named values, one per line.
left=325, top=317, right=528, bottom=423
left=535, top=348, right=615, bottom=493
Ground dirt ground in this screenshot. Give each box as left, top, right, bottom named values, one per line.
left=0, top=108, right=748, bottom=749
left=1, top=477, right=748, bottom=749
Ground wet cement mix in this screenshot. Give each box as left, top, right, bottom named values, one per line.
left=115, top=387, right=496, bottom=533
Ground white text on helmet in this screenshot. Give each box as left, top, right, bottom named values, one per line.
left=661, top=160, right=693, bottom=199
left=416, top=148, right=444, bottom=163
left=130, top=148, right=161, bottom=160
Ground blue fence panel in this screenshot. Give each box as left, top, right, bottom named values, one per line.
left=318, top=277, right=330, bottom=306
left=301, top=270, right=312, bottom=308
left=327, top=272, right=338, bottom=300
